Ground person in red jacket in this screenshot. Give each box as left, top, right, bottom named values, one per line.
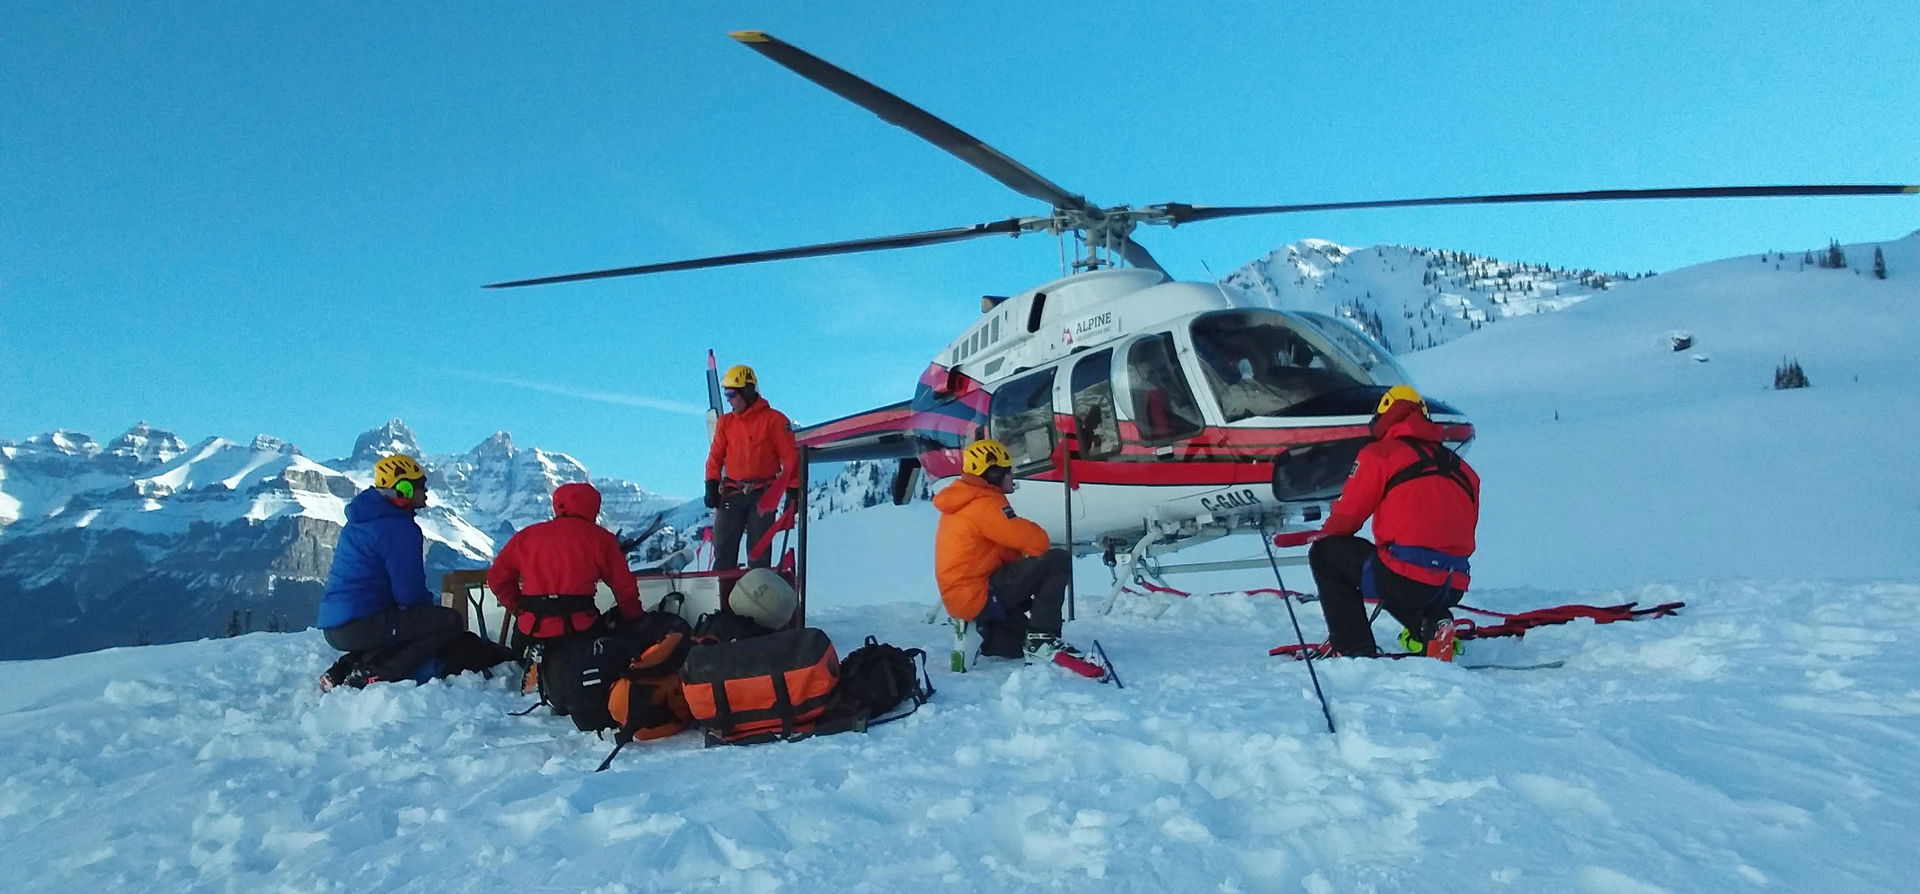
left=488, top=482, right=644, bottom=641
left=704, top=364, right=799, bottom=570
left=934, top=440, right=1103, bottom=676
left=1273, top=385, right=1480, bottom=659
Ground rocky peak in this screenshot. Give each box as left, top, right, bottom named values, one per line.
left=105, top=423, right=188, bottom=463
left=348, top=419, right=422, bottom=466
left=26, top=430, right=100, bottom=457
left=249, top=434, right=301, bottom=456
left=469, top=431, right=515, bottom=462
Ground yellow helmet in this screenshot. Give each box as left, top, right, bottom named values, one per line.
left=962, top=439, right=1014, bottom=477
left=1375, top=384, right=1428, bottom=418
left=374, top=454, right=426, bottom=493
left=721, top=365, right=758, bottom=389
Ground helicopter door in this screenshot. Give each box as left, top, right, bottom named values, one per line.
left=1123, top=332, right=1204, bottom=445
left=1068, top=349, right=1119, bottom=461
left=988, top=368, right=1057, bottom=474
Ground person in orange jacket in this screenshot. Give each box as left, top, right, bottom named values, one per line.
left=1272, top=385, right=1480, bottom=660
left=934, top=439, right=1094, bottom=666
left=488, top=482, right=645, bottom=641
left=704, top=364, right=799, bottom=570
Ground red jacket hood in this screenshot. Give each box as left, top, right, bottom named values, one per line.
left=552, top=482, right=602, bottom=521
left=1373, top=404, right=1450, bottom=443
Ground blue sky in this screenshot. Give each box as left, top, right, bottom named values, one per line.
left=4, top=2, right=1916, bottom=494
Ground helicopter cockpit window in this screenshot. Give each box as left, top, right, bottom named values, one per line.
left=1293, top=311, right=1411, bottom=387
left=1125, top=333, right=1203, bottom=443
left=1191, top=311, right=1370, bottom=422
left=988, top=368, right=1057, bottom=473
left=1069, top=350, right=1119, bottom=460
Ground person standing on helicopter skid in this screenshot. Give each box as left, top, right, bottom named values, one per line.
left=934, top=440, right=1106, bottom=677
left=1271, top=385, right=1480, bottom=660
left=704, top=365, right=799, bottom=570
left=315, top=454, right=463, bottom=689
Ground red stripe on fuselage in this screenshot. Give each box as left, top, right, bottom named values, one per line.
left=797, top=403, right=914, bottom=446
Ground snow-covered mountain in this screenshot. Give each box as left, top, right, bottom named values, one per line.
left=805, top=459, right=931, bottom=519
left=1222, top=238, right=1645, bottom=353
left=0, top=420, right=689, bottom=659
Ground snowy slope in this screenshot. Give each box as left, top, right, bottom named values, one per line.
left=3, top=233, right=1919, bottom=891
left=1405, top=231, right=1920, bottom=587
left=0, top=579, right=1912, bottom=890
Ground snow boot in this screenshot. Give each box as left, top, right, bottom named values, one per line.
left=1423, top=619, right=1460, bottom=663
left=1024, top=632, right=1110, bottom=681
left=1398, top=624, right=1464, bottom=659
left=319, top=652, right=367, bottom=693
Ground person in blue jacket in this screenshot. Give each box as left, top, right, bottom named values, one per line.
left=316, top=454, right=461, bottom=689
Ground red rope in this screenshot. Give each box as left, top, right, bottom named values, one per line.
left=1269, top=600, right=1684, bottom=653
left=1238, top=587, right=1314, bottom=600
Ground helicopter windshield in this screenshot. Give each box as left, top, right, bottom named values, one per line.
left=1190, top=310, right=1374, bottom=423
left=1291, top=311, right=1412, bottom=387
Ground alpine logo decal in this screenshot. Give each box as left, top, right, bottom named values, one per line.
left=1064, top=310, right=1118, bottom=346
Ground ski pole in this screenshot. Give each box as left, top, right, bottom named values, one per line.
left=1259, top=517, right=1336, bottom=735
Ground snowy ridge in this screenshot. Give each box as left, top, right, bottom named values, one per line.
left=1222, top=239, right=1641, bottom=353
left=0, top=420, right=691, bottom=658
left=805, top=459, right=930, bottom=519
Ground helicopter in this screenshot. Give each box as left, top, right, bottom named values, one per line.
left=488, top=30, right=1917, bottom=596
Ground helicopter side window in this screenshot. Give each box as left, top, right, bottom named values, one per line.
left=1125, top=333, right=1203, bottom=444
left=988, top=368, right=1057, bottom=473
left=1069, top=349, right=1118, bottom=460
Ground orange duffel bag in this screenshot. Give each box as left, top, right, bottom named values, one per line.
left=681, top=627, right=839, bottom=745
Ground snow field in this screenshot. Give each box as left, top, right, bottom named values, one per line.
left=2, top=577, right=1915, bottom=892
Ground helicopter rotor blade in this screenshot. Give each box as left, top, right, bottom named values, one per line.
left=730, top=30, right=1095, bottom=215
left=1117, top=238, right=1164, bottom=275
left=1154, top=184, right=1920, bottom=224
left=485, top=218, right=1030, bottom=289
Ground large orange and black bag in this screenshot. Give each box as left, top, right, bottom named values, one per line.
left=589, top=613, right=697, bottom=772
left=681, top=627, right=839, bottom=746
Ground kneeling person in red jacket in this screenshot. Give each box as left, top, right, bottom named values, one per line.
left=488, top=482, right=645, bottom=642
left=1275, top=386, right=1479, bottom=659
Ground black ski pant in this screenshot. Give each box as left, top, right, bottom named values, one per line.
left=323, top=605, right=462, bottom=680
left=1308, top=535, right=1458, bottom=655
left=712, top=487, right=777, bottom=570
left=988, top=548, right=1070, bottom=637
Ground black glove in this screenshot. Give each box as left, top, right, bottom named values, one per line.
left=786, top=487, right=801, bottom=509
left=704, top=479, right=720, bottom=509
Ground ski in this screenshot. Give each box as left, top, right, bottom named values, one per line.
left=1270, top=644, right=1563, bottom=670
left=1050, top=648, right=1111, bottom=683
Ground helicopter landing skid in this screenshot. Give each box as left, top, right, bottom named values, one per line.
left=1100, top=516, right=1311, bottom=616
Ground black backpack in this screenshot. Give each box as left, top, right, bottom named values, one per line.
left=568, top=611, right=694, bottom=732
left=692, top=608, right=776, bottom=644
left=822, top=636, right=935, bottom=728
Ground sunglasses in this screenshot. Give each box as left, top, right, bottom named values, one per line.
left=723, top=388, right=745, bottom=398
